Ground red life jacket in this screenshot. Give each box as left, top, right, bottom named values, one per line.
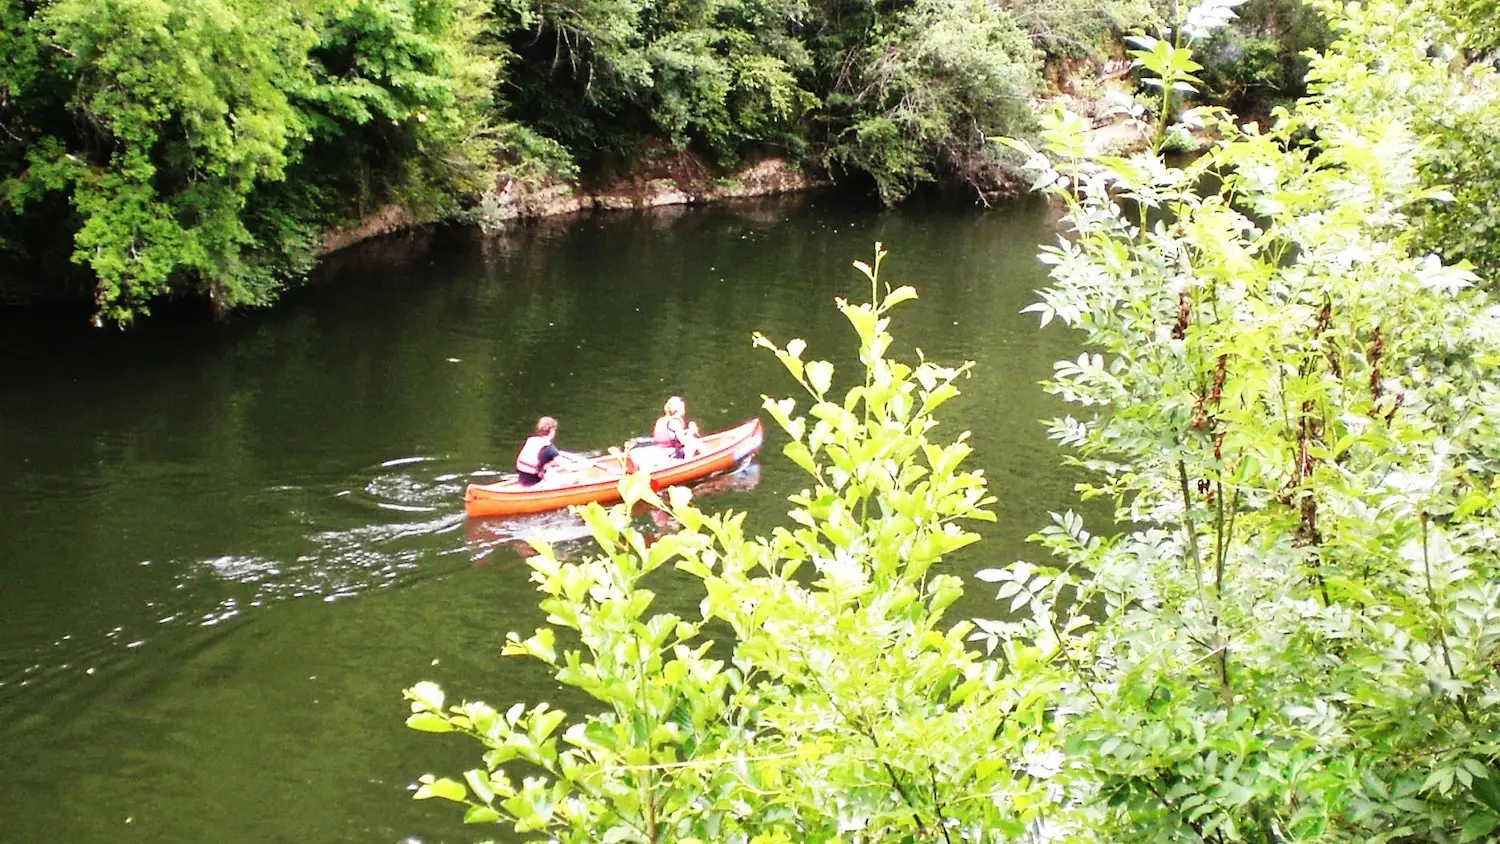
left=653, top=415, right=682, bottom=446
left=515, top=435, right=552, bottom=477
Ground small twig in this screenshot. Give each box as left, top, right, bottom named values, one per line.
left=1177, top=460, right=1205, bottom=596
left=930, top=765, right=954, bottom=844
left=1212, top=478, right=1232, bottom=706
left=602, top=748, right=815, bottom=774
left=1421, top=510, right=1471, bottom=723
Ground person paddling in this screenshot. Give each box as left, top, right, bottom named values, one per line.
left=515, top=416, right=580, bottom=486
left=653, top=396, right=702, bottom=459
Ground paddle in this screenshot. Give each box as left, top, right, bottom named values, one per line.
left=553, top=449, right=610, bottom=472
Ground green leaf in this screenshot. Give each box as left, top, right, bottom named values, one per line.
left=464, top=768, right=495, bottom=804
left=408, top=681, right=445, bottom=711
left=414, top=776, right=467, bottom=802
left=1455, top=490, right=1490, bottom=520
left=805, top=360, right=834, bottom=397
left=1473, top=773, right=1500, bottom=814
left=783, top=440, right=819, bottom=476
left=463, top=804, right=501, bottom=824
left=406, top=712, right=455, bottom=733
left=844, top=304, right=879, bottom=347
left=881, top=285, right=918, bottom=310
left=1462, top=812, right=1500, bottom=842
left=974, top=756, right=1005, bottom=779
left=618, top=470, right=658, bottom=508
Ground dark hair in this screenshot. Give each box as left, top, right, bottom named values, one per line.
left=535, top=416, right=558, bottom=435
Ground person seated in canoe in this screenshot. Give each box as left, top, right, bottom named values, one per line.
left=653, top=396, right=703, bottom=459
left=515, top=416, right=582, bottom=486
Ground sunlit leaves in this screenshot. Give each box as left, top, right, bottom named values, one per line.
left=1000, top=2, right=1500, bottom=841
left=413, top=774, right=466, bottom=802
left=1181, top=0, right=1246, bottom=43
left=1129, top=35, right=1203, bottom=94
left=405, top=248, right=1040, bottom=842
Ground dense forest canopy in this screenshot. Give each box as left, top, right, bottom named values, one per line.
left=1, top=0, right=496, bottom=322
left=11, top=0, right=1499, bottom=325
left=2, top=0, right=1160, bottom=323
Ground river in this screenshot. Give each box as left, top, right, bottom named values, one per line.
left=0, top=193, right=1089, bottom=843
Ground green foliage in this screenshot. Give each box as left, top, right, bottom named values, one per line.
left=405, top=247, right=1061, bottom=842
left=297, top=0, right=499, bottom=213
left=818, top=0, right=1042, bottom=204
left=494, top=0, right=1145, bottom=202
left=400, top=4, right=1500, bottom=840
left=0, top=0, right=494, bottom=323
left=1303, top=0, right=1500, bottom=289
left=995, top=0, right=1500, bottom=839
left=1443, top=0, right=1500, bottom=56
left=0, top=0, right=1336, bottom=320
left=11, top=0, right=316, bottom=321
left=998, top=0, right=1156, bottom=59
left=0, top=0, right=46, bottom=197
left=1195, top=0, right=1329, bottom=113
left=501, top=0, right=815, bottom=163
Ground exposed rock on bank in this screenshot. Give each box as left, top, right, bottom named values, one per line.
left=318, top=153, right=821, bottom=256
left=319, top=204, right=416, bottom=255
left=486, top=155, right=821, bottom=223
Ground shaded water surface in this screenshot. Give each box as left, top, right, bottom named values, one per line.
left=0, top=194, right=1085, bottom=843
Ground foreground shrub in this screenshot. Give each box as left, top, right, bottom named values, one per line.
left=992, top=0, right=1500, bottom=839
left=403, top=247, right=1058, bottom=842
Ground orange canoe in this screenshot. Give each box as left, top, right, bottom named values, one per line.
left=463, top=419, right=764, bottom=518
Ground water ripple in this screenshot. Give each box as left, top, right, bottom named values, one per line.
left=0, top=455, right=763, bottom=709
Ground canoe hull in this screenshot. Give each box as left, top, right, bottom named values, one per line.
left=463, top=419, right=764, bottom=518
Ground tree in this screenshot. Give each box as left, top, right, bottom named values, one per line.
left=498, top=0, right=814, bottom=164
left=7, top=0, right=315, bottom=322
left=816, top=0, right=1043, bottom=204
left=0, top=0, right=1159, bottom=318
left=1193, top=0, right=1329, bottom=115
left=0, top=0, right=495, bottom=323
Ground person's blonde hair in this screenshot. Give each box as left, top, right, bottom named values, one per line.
left=663, top=396, right=685, bottom=416
left=535, top=416, right=558, bottom=435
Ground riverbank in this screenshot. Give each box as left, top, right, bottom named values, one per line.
left=317, top=119, right=1155, bottom=258
left=318, top=152, right=824, bottom=257
left=316, top=51, right=1160, bottom=258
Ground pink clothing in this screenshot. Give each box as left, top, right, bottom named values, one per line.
left=654, top=415, right=684, bottom=446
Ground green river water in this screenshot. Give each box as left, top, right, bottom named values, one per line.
left=0, top=193, right=1090, bottom=843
